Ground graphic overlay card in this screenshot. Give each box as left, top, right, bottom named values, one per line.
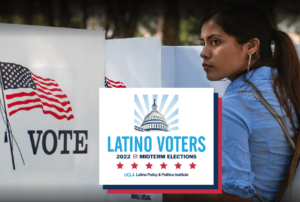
left=99, top=88, right=221, bottom=193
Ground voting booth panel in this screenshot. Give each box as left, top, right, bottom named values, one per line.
left=104, top=37, right=163, bottom=202
left=105, top=37, right=162, bottom=88
left=0, top=24, right=107, bottom=201
left=161, top=46, right=175, bottom=88
left=161, top=46, right=230, bottom=97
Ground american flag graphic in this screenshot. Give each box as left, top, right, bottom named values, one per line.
left=105, top=77, right=126, bottom=88
left=0, top=62, right=74, bottom=120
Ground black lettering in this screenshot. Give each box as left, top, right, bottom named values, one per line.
left=58, top=130, right=72, bottom=154
left=28, top=130, right=43, bottom=155
left=42, top=130, right=57, bottom=155
left=73, top=130, right=88, bottom=154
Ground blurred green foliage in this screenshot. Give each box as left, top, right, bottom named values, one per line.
left=0, top=0, right=299, bottom=45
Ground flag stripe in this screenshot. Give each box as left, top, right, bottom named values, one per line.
left=32, top=78, right=59, bottom=87
left=34, top=81, right=62, bottom=92
left=33, top=79, right=59, bottom=87
left=31, top=73, right=55, bottom=82
left=32, top=77, right=59, bottom=87
left=8, top=97, right=72, bottom=112
left=9, top=104, right=74, bottom=120
left=6, top=89, right=70, bottom=103
left=107, top=83, right=126, bottom=88
left=7, top=98, right=72, bottom=113
left=6, top=91, right=71, bottom=106
left=106, top=80, right=126, bottom=87
left=8, top=102, right=73, bottom=116
left=37, top=88, right=67, bottom=99
left=35, top=83, right=63, bottom=92
left=106, top=77, right=124, bottom=84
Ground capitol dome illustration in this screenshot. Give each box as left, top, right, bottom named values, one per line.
left=138, top=99, right=169, bottom=132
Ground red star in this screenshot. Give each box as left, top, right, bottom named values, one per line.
left=146, top=162, right=153, bottom=169
left=131, top=162, right=138, bottom=169
left=189, top=162, right=196, bottom=169
left=175, top=162, right=182, bottom=169
left=160, top=162, right=167, bottom=169
left=117, top=162, right=123, bottom=169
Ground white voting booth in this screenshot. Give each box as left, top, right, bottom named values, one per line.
left=104, top=38, right=162, bottom=202
left=161, top=46, right=230, bottom=95
left=0, top=24, right=107, bottom=201
left=106, top=37, right=230, bottom=96
left=105, top=38, right=161, bottom=88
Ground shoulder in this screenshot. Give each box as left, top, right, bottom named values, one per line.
left=226, top=66, right=274, bottom=94
left=223, top=66, right=276, bottom=117
left=223, top=89, right=256, bottom=118
left=223, top=90, right=255, bottom=107
left=222, top=91, right=254, bottom=137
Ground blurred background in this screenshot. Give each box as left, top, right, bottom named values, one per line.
left=0, top=0, right=300, bottom=45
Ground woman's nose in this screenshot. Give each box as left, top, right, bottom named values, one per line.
left=200, top=46, right=211, bottom=59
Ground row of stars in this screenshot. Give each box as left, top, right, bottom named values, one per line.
left=117, top=162, right=196, bottom=169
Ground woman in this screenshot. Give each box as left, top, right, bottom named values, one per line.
left=164, top=3, right=300, bottom=202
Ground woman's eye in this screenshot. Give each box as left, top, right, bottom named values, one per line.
left=212, top=40, right=220, bottom=45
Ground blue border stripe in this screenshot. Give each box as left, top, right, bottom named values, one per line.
left=103, top=185, right=216, bottom=189
left=105, top=93, right=219, bottom=189
left=213, top=93, right=218, bottom=188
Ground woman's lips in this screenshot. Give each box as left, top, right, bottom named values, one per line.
left=203, top=66, right=210, bottom=71
left=202, top=63, right=213, bottom=71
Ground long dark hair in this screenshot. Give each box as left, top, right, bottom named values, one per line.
left=201, top=3, right=300, bottom=201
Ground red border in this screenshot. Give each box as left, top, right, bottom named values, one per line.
left=107, top=98, right=222, bottom=194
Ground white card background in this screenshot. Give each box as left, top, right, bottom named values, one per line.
left=99, top=88, right=214, bottom=185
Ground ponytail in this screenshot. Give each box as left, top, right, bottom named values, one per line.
left=272, top=31, right=300, bottom=202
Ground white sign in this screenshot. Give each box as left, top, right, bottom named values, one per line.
left=99, top=88, right=214, bottom=186
left=0, top=23, right=106, bottom=201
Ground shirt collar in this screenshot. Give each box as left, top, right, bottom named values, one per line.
left=226, top=66, right=274, bottom=93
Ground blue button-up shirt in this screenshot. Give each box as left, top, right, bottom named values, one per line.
left=222, top=66, right=295, bottom=202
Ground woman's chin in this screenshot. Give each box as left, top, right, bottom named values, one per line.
left=206, top=73, right=222, bottom=81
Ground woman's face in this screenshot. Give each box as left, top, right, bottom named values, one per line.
left=200, top=20, right=248, bottom=81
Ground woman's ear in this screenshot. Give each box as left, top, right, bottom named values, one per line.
left=245, top=38, right=260, bottom=55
